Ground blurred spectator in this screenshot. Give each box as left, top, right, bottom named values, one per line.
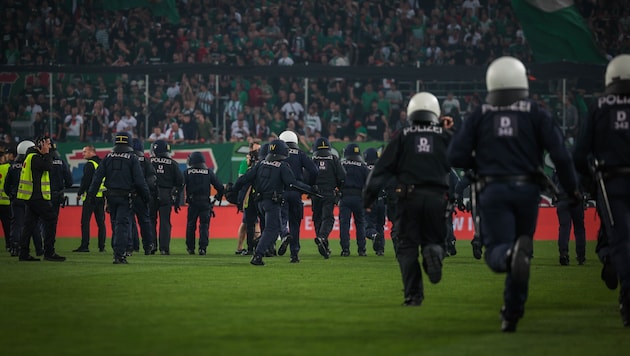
left=165, top=121, right=185, bottom=144
left=195, top=111, right=215, bottom=144
left=64, top=107, right=84, bottom=142
left=442, top=92, right=461, bottom=116
left=280, top=92, right=304, bottom=123
left=148, top=126, right=168, bottom=142
left=230, top=114, right=250, bottom=142
left=304, top=104, right=322, bottom=137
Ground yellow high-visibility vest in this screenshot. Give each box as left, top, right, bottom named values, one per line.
left=0, top=163, right=10, bottom=205
left=17, top=153, right=51, bottom=201
left=83, top=159, right=106, bottom=199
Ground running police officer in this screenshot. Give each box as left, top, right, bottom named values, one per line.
left=448, top=56, right=580, bottom=332
left=573, top=54, right=630, bottom=327
left=339, top=144, right=370, bottom=256
left=130, top=138, right=157, bottom=255
left=364, top=92, right=453, bottom=307
left=184, top=151, right=224, bottom=255
left=88, top=132, right=150, bottom=264
left=232, top=139, right=312, bottom=265
left=363, top=147, right=386, bottom=256
left=4, top=140, right=42, bottom=256
left=17, top=136, right=66, bottom=262
left=311, top=137, right=345, bottom=259
left=150, top=139, right=184, bottom=255
left=74, top=145, right=106, bottom=252
left=277, top=130, right=318, bottom=260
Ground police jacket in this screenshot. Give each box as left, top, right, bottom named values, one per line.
left=135, top=150, right=157, bottom=192
left=341, top=157, right=370, bottom=194
left=184, top=164, right=225, bottom=203
left=232, top=159, right=310, bottom=198
left=21, top=147, right=53, bottom=200
left=88, top=144, right=150, bottom=202
left=151, top=154, right=183, bottom=191
left=50, top=151, right=73, bottom=192
left=448, top=98, right=578, bottom=194
left=4, top=160, right=21, bottom=199
left=573, top=92, right=630, bottom=176
left=285, top=144, right=318, bottom=186
left=78, top=155, right=101, bottom=196
left=366, top=123, right=451, bottom=203
left=312, top=149, right=345, bottom=195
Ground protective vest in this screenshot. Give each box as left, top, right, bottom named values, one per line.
left=84, top=159, right=106, bottom=199
left=17, top=153, right=51, bottom=200
left=0, top=163, right=10, bottom=205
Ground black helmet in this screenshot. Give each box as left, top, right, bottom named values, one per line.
left=151, top=139, right=170, bottom=157
left=363, top=147, right=379, bottom=165
left=188, top=151, right=206, bottom=166
left=259, top=143, right=270, bottom=160
left=343, top=143, right=362, bottom=161
left=314, top=137, right=330, bottom=150
left=132, top=138, right=144, bottom=152
left=266, top=139, right=288, bottom=161
left=115, top=132, right=131, bottom=145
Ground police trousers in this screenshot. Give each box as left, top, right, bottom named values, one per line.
left=131, top=197, right=155, bottom=252
left=19, top=199, right=57, bottom=258
left=108, top=195, right=132, bottom=258
left=556, top=200, right=586, bottom=258
left=281, top=190, right=304, bottom=256
left=365, top=197, right=386, bottom=253
left=254, top=199, right=282, bottom=257
left=311, top=195, right=336, bottom=240
left=339, top=194, right=366, bottom=253
left=186, top=201, right=212, bottom=251
left=80, top=197, right=106, bottom=249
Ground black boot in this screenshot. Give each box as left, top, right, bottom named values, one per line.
left=250, top=254, right=265, bottom=266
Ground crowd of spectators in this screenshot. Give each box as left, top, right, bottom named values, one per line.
left=0, top=0, right=627, bottom=148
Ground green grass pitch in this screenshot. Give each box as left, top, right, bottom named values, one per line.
left=0, top=238, right=628, bottom=355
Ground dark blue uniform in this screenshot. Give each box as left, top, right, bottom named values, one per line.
left=280, top=145, right=317, bottom=258
left=77, top=155, right=106, bottom=252
left=340, top=156, right=370, bottom=256
left=311, top=144, right=345, bottom=258
left=552, top=171, right=586, bottom=265
left=448, top=99, right=578, bottom=327
left=233, top=144, right=311, bottom=265
left=150, top=154, right=184, bottom=254
left=89, top=143, right=150, bottom=263
left=573, top=90, right=630, bottom=326
left=364, top=159, right=386, bottom=256
left=131, top=149, right=157, bottom=254
left=5, top=158, right=42, bottom=256
left=41, top=150, right=72, bottom=250
left=184, top=165, right=224, bottom=254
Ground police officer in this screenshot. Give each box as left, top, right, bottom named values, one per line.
left=48, top=139, right=73, bottom=221
left=363, top=147, right=386, bottom=256
left=311, top=137, right=345, bottom=259
left=0, top=146, right=13, bottom=251
left=4, top=140, right=43, bottom=256
left=74, top=145, right=106, bottom=252
left=573, top=54, right=630, bottom=327
left=364, top=92, right=453, bottom=307
left=448, top=56, right=579, bottom=332
left=239, top=143, right=267, bottom=256
left=17, top=136, right=66, bottom=262
left=150, top=139, right=183, bottom=255
left=552, top=168, right=586, bottom=266
left=88, top=132, right=150, bottom=264
left=130, top=138, right=157, bottom=255
left=232, top=139, right=312, bottom=265
left=277, top=131, right=318, bottom=261
left=184, top=151, right=224, bottom=255
left=339, top=144, right=370, bottom=256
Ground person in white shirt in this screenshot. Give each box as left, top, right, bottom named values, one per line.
left=64, top=106, right=84, bottom=141
left=230, top=114, right=250, bottom=142
left=277, top=49, right=294, bottom=66
left=121, top=108, right=137, bottom=134
left=148, top=126, right=168, bottom=142
left=280, top=92, right=304, bottom=122
left=26, top=96, right=43, bottom=123
left=166, top=81, right=180, bottom=100
left=442, top=92, right=461, bottom=115
left=304, top=104, right=322, bottom=136
left=165, top=121, right=185, bottom=144
left=224, top=91, right=243, bottom=122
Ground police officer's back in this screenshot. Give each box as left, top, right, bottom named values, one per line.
left=131, top=138, right=157, bottom=254
left=184, top=151, right=224, bottom=255
left=150, top=139, right=184, bottom=255
left=339, top=143, right=370, bottom=256
left=365, top=92, right=452, bottom=307
left=311, top=137, right=345, bottom=259
left=89, top=132, right=150, bottom=264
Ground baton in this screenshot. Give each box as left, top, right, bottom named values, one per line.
left=592, top=159, right=615, bottom=227
left=290, top=183, right=323, bottom=199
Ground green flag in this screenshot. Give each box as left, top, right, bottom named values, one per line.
left=101, top=0, right=180, bottom=24
left=511, top=0, right=607, bottom=64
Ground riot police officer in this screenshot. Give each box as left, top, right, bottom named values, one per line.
left=311, top=137, right=345, bottom=259
left=339, top=144, right=370, bottom=256
left=573, top=54, right=630, bottom=327
left=448, top=56, right=579, bottom=332
left=88, top=132, right=150, bottom=264
left=17, top=136, right=66, bottom=262
left=131, top=138, right=157, bottom=255
left=364, top=92, right=453, bottom=307
left=4, top=140, right=42, bottom=256
left=363, top=147, right=386, bottom=256
left=150, top=139, right=183, bottom=255
left=277, top=131, right=318, bottom=261
left=232, top=139, right=312, bottom=265
left=184, top=151, right=224, bottom=255
left=75, top=145, right=106, bottom=252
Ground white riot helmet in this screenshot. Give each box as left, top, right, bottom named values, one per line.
left=485, top=56, right=529, bottom=106
left=605, top=54, right=630, bottom=94
left=17, top=140, right=35, bottom=155
left=279, top=130, right=299, bottom=148
left=407, top=92, right=440, bottom=125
